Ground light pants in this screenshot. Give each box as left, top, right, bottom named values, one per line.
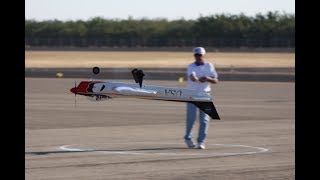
left=184, top=102, right=210, bottom=144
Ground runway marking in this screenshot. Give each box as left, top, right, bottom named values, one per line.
left=58, top=143, right=269, bottom=157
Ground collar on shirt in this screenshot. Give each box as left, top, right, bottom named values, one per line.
left=194, top=62, right=205, bottom=66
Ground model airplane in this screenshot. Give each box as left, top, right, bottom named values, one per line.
left=70, top=67, right=220, bottom=120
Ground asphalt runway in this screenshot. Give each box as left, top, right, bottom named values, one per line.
left=26, top=78, right=295, bottom=179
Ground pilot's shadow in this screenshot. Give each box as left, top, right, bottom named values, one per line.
left=25, top=147, right=188, bottom=155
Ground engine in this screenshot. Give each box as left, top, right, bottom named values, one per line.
left=86, top=95, right=111, bottom=101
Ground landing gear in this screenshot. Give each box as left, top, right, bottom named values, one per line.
left=86, top=95, right=111, bottom=101
left=95, top=95, right=109, bottom=101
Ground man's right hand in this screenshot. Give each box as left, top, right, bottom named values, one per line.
left=190, top=75, right=199, bottom=82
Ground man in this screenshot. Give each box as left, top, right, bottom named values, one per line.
left=184, top=47, right=219, bottom=149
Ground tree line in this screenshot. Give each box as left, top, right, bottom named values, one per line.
left=25, top=12, right=295, bottom=48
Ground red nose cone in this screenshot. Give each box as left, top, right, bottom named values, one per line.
left=70, top=81, right=91, bottom=94
left=70, top=87, right=76, bottom=94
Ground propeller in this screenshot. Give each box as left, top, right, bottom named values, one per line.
left=74, top=80, right=77, bottom=108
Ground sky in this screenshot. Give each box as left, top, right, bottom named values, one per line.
left=26, top=0, right=295, bottom=21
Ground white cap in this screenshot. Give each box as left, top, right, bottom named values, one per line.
left=192, top=47, right=206, bottom=55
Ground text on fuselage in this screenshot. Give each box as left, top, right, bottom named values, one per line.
left=164, top=89, right=182, bottom=97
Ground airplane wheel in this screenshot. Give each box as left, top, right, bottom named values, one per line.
left=93, top=67, right=100, bottom=75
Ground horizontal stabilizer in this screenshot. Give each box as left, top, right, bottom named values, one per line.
left=191, top=101, right=220, bottom=120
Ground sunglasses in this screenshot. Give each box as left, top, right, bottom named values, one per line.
left=194, top=53, right=203, bottom=57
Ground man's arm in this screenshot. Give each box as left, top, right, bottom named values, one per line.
left=205, top=63, right=219, bottom=84
left=188, top=65, right=199, bottom=82
left=190, top=74, right=199, bottom=82
left=198, top=63, right=219, bottom=83
left=206, top=76, right=219, bottom=84
left=199, top=76, right=218, bottom=83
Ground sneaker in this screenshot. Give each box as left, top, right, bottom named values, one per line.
left=185, top=139, right=196, bottom=148
left=197, top=143, right=206, bottom=149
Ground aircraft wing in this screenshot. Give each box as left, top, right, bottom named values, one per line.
left=113, top=86, right=157, bottom=96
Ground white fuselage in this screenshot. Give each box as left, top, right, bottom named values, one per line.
left=88, top=82, right=213, bottom=102
left=71, top=80, right=220, bottom=119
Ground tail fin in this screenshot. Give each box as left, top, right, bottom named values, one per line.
left=191, top=101, right=221, bottom=120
